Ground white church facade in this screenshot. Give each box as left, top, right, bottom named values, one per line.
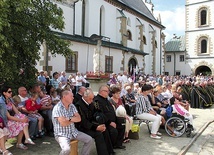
left=37, top=0, right=165, bottom=76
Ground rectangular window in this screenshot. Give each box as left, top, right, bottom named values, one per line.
left=105, top=56, right=113, bottom=73
left=164, top=72, right=169, bottom=76
left=166, top=55, right=171, bottom=62
left=180, top=55, right=184, bottom=62
left=66, top=52, right=78, bottom=72
left=176, top=71, right=180, bottom=76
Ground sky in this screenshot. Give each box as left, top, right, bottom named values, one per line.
left=152, top=0, right=185, bottom=41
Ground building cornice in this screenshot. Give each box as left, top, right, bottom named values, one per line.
left=54, top=31, right=148, bottom=56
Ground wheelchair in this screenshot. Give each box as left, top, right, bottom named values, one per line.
left=164, top=113, right=194, bottom=138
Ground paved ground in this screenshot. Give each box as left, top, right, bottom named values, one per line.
left=6, top=105, right=214, bottom=155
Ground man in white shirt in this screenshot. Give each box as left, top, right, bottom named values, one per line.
left=75, top=72, right=84, bottom=94
left=121, top=71, right=129, bottom=87
left=161, top=83, right=173, bottom=100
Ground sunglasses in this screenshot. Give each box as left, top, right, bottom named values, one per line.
left=7, top=91, right=12, bottom=93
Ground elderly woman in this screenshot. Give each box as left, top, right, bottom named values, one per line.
left=109, top=86, right=133, bottom=143
left=135, top=84, right=162, bottom=139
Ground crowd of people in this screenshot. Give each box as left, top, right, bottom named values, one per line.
left=0, top=70, right=213, bottom=155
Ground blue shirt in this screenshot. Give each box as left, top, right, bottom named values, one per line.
left=38, top=75, right=46, bottom=84
left=0, top=96, right=8, bottom=127
left=52, top=101, right=78, bottom=139
left=49, top=78, right=59, bottom=89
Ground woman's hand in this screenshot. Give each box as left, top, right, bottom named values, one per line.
left=149, top=110, right=157, bottom=116
left=20, top=117, right=29, bottom=123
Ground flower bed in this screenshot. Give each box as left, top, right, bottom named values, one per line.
left=86, top=72, right=110, bottom=79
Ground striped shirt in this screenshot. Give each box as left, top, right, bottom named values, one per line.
left=52, top=101, right=78, bottom=139
left=40, top=95, right=51, bottom=106
left=136, top=95, right=153, bottom=115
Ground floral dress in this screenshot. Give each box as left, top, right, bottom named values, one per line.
left=6, top=102, right=28, bottom=138
left=0, top=117, right=10, bottom=139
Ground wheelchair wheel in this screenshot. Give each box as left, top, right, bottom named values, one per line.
left=165, top=117, right=186, bottom=137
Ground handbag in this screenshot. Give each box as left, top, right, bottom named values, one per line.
left=128, top=124, right=140, bottom=140
left=116, top=117, right=126, bottom=124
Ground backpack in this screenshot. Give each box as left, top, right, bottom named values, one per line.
left=166, top=105, right=173, bottom=118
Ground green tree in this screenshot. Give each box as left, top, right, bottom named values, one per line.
left=0, top=0, right=72, bottom=91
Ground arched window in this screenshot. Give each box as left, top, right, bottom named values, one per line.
left=198, top=37, right=208, bottom=54
left=127, top=30, right=132, bottom=40
left=143, top=35, right=146, bottom=44
left=201, top=39, right=207, bottom=53
left=198, top=7, right=208, bottom=27
left=200, top=10, right=207, bottom=25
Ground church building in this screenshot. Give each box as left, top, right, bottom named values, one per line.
left=37, top=0, right=165, bottom=76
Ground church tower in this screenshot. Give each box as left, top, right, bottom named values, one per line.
left=185, top=0, right=214, bottom=75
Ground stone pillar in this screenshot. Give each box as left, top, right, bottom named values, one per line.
left=93, top=39, right=102, bottom=74
left=137, top=25, right=145, bottom=73
left=161, top=32, right=166, bottom=74
left=120, top=17, right=127, bottom=47
left=151, top=30, right=156, bottom=75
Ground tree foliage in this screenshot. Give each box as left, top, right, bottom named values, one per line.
left=0, top=0, right=72, bottom=91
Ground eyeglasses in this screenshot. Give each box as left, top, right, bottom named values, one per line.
left=7, top=91, right=12, bottom=94
left=102, top=90, right=109, bottom=93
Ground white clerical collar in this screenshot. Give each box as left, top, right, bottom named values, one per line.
left=82, top=97, right=89, bottom=106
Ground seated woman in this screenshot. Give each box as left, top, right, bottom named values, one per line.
left=175, top=86, right=190, bottom=111
left=0, top=106, right=11, bottom=155
left=1, top=86, right=35, bottom=151
left=124, top=85, right=136, bottom=117
left=135, top=84, right=162, bottom=139
left=109, top=85, right=133, bottom=143
left=170, top=97, right=194, bottom=128
left=151, top=89, right=166, bottom=116
left=25, top=93, right=44, bottom=137
left=156, top=85, right=169, bottom=108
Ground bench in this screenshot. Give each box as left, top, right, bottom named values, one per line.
left=133, top=117, right=151, bottom=134
left=70, top=139, right=78, bottom=155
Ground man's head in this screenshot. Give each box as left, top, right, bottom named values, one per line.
left=82, top=88, right=94, bottom=104
left=98, top=85, right=109, bottom=98
left=32, top=84, right=41, bottom=93
left=60, top=90, right=74, bottom=105
left=53, top=72, right=59, bottom=79
left=61, top=71, right=65, bottom=76
left=125, top=85, right=132, bottom=93
left=18, top=86, right=28, bottom=97
left=123, top=71, right=127, bottom=75
left=78, top=86, right=86, bottom=95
